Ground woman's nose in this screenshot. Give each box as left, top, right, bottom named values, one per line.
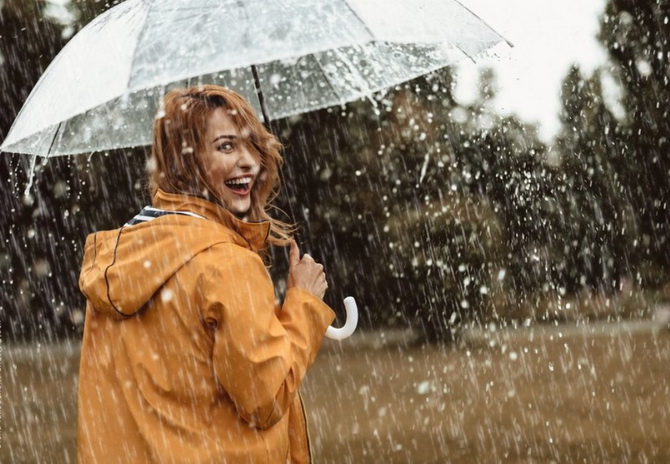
left=237, top=145, right=258, bottom=168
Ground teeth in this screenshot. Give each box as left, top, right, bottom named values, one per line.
left=225, top=178, right=251, bottom=186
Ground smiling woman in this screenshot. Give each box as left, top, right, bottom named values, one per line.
left=202, top=107, right=261, bottom=217
left=149, top=86, right=291, bottom=233
left=77, top=85, right=334, bottom=463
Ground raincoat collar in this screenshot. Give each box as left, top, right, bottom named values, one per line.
left=152, top=189, right=271, bottom=252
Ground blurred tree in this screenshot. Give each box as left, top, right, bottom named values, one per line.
left=598, top=0, right=670, bottom=286
left=0, top=0, right=144, bottom=341
left=375, top=72, right=505, bottom=340
left=554, top=65, right=635, bottom=295
left=279, top=68, right=549, bottom=341
left=1, top=0, right=72, bottom=340
left=10, top=0, right=659, bottom=343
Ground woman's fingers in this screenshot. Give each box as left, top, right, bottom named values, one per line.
left=286, top=241, right=329, bottom=299
left=289, top=240, right=300, bottom=268
left=291, top=265, right=327, bottom=298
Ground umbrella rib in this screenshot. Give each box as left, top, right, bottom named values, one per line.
left=46, top=122, right=63, bottom=157
left=453, top=0, right=514, bottom=47
left=312, top=54, right=342, bottom=103
left=126, top=0, right=155, bottom=92
left=454, top=44, right=477, bottom=64
left=341, top=0, right=375, bottom=40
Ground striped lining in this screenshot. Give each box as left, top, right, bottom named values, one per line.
left=125, top=206, right=205, bottom=226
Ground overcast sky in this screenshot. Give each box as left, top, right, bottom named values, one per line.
left=455, top=0, right=609, bottom=141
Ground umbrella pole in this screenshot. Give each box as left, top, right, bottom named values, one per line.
left=249, top=68, right=359, bottom=341
left=250, top=65, right=271, bottom=130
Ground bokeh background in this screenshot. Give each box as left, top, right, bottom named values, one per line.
left=2, top=0, right=669, bottom=341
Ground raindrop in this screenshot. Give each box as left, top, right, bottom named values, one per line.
left=636, top=59, right=652, bottom=77
left=416, top=381, right=431, bottom=395
left=160, top=289, right=174, bottom=303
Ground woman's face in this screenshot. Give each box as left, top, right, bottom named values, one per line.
left=202, top=107, right=261, bottom=218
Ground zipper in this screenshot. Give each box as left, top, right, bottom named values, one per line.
left=298, top=391, right=313, bottom=463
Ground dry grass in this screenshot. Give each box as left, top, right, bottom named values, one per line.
left=489, top=280, right=651, bottom=323
left=306, top=324, right=670, bottom=463
left=2, top=325, right=669, bottom=463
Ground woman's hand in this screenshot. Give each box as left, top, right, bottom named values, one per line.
left=287, top=240, right=328, bottom=300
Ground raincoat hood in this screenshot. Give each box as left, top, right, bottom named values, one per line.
left=79, top=189, right=271, bottom=318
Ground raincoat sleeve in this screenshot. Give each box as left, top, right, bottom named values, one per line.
left=201, top=244, right=335, bottom=429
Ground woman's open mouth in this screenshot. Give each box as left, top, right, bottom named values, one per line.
left=224, top=176, right=252, bottom=196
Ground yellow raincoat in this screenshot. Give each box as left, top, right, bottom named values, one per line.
left=77, top=189, right=335, bottom=463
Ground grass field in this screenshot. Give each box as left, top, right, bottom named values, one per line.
left=3, top=323, right=669, bottom=463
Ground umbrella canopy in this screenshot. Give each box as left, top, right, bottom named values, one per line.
left=1, top=0, right=509, bottom=157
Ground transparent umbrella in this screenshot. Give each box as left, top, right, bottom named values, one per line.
left=0, top=0, right=509, bottom=157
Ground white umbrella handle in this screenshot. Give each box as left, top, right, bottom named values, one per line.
left=325, top=296, right=358, bottom=340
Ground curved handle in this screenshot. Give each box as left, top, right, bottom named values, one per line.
left=325, top=296, right=358, bottom=341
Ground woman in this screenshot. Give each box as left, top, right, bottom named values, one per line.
left=77, top=85, right=335, bottom=463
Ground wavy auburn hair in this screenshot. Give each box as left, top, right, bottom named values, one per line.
left=148, top=85, right=294, bottom=246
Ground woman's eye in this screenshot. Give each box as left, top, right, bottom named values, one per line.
left=218, top=142, right=234, bottom=152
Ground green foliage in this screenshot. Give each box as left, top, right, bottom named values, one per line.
left=554, top=66, right=635, bottom=293
left=598, top=0, right=670, bottom=274
left=277, top=71, right=549, bottom=340
left=550, top=0, right=670, bottom=297
left=1, top=152, right=147, bottom=341
left=4, top=0, right=669, bottom=343
left=540, top=0, right=670, bottom=314
left=0, top=0, right=144, bottom=341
